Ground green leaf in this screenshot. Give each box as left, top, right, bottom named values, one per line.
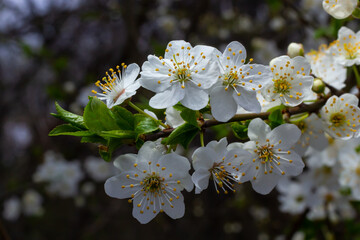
left=99, top=138, right=123, bottom=162
left=83, top=97, right=120, bottom=134
left=162, top=123, right=200, bottom=149
left=52, top=102, right=86, bottom=129
left=111, top=106, right=135, bottom=130
left=134, top=114, right=159, bottom=138
left=266, top=104, right=285, bottom=113
left=172, top=103, right=186, bottom=112
left=80, top=136, right=107, bottom=145
left=49, top=124, right=94, bottom=137
left=180, top=109, right=199, bottom=128
left=100, top=130, right=136, bottom=139
left=268, top=109, right=284, bottom=129
left=231, top=122, right=248, bottom=140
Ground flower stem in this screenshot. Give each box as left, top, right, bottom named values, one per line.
left=353, top=65, right=360, bottom=87
left=128, top=101, right=168, bottom=128
left=200, top=131, right=205, bottom=147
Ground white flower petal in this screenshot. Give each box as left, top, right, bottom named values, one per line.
left=161, top=192, right=185, bottom=219
left=232, top=87, right=261, bottom=113
left=221, top=41, right=247, bottom=67
left=192, top=147, right=217, bottom=170
left=268, top=124, right=301, bottom=149
left=247, top=118, right=271, bottom=142
left=132, top=195, right=158, bottom=224
left=210, top=86, right=237, bottom=122
left=192, top=168, right=211, bottom=194
left=158, top=153, right=191, bottom=180
left=123, top=63, right=140, bottom=87
left=104, top=173, right=141, bottom=199
left=113, top=154, right=138, bottom=171
left=251, top=172, right=281, bottom=195
left=180, top=84, right=209, bottom=110
left=149, top=84, right=185, bottom=109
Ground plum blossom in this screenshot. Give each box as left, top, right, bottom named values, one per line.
left=320, top=93, right=360, bottom=139
left=238, top=118, right=304, bottom=195
left=191, top=137, right=252, bottom=194
left=92, top=63, right=141, bottom=109
left=3, top=197, right=21, bottom=221
left=292, top=113, right=328, bottom=156
left=331, top=27, right=360, bottom=66
left=322, top=0, right=358, bottom=19
left=104, top=141, right=193, bottom=224
left=139, top=40, right=218, bottom=110
left=22, top=189, right=44, bottom=216
left=306, top=44, right=347, bottom=90
left=84, top=156, right=116, bottom=182
left=209, top=41, right=272, bottom=122
left=261, top=56, right=314, bottom=106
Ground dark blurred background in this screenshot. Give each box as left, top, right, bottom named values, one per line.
left=0, top=0, right=347, bottom=239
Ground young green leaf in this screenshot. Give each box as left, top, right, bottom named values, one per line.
left=51, top=102, right=86, bottom=129
left=83, top=97, right=120, bottom=134
left=231, top=122, right=248, bottom=140
left=180, top=109, right=199, bottom=128
left=268, top=109, right=284, bottom=129
left=49, top=124, right=94, bottom=137
left=162, top=123, right=199, bottom=149
left=134, top=114, right=159, bottom=138
left=111, top=106, right=135, bottom=130
left=100, top=130, right=136, bottom=139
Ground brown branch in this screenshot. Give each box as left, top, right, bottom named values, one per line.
left=144, top=97, right=329, bottom=141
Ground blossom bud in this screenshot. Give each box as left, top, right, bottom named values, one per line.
left=312, top=78, right=325, bottom=93
left=287, top=43, right=304, bottom=58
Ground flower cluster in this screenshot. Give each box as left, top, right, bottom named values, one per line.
left=48, top=25, right=360, bottom=225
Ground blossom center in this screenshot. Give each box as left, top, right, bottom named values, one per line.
left=330, top=113, right=346, bottom=127
left=142, top=174, right=162, bottom=193
left=222, top=71, right=239, bottom=87
left=343, top=43, right=359, bottom=59
left=257, top=145, right=274, bottom=163
left=273, top=77, right=291, bottom=94
left=210, top=161, right=237, bottom=194
left=174, top=67, right=192, bottom=83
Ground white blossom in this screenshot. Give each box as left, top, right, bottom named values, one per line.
left=320, top=93, right=360, bottom=139
left=277, top=176, right=312, bottom=215
left=209, top=41, right=272, bottom=122
left=93, top=63, right=141, bottom=108
left=307, top=186, right=355, bottom=222
left=139, top=40, right=219, bottom=110
left=322, top=0, right=358, bottom=19
left=191, top=137, right=252, bottom=194
left=104, top=141, right=193, bottom=224
left=292, top=113, right=328, bottom=156
left=306, top=44, right=347, bottom=90
left=261, top=55, right=314, bottom=106
left=331, top=27, right=360, bottom=66
left=3, top=197, right=21, bottom=221
left=22, top=189, right=44, bottom=216
left=238, top=118, right=304, bottom=195
left=33, top=151, right=84, bottom=198
left=84, top=156, right=116, bottom=182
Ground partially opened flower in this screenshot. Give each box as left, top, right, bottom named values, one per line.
left=209, top=41, right=272, bottom=122
left=104, top=141, right=193, bottom=224
left=239, top=118, right=304, bottom=195
left=191, top=137, right=252, bottom=194
left=92, top=63, right=141, bottom=108
left=139, top=40, right=219, bottom=110
left=320, top=93, right=360, bottom=139
left=261, top=55, right=314, bottom=107
left=331, top=27, right=360, bottom=66
left=322, top=0, right=358, bottom=19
